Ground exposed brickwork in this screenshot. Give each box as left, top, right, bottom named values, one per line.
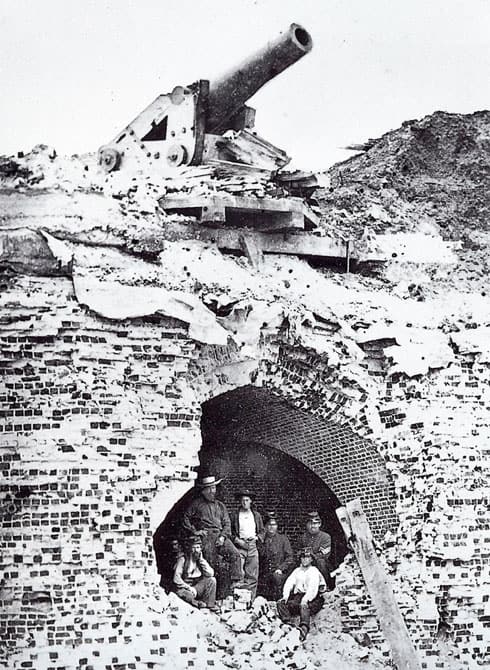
left=0, top=275, right=204, bottom=669
left=1, top=268, right=488, bottom=670
left=202, top=385, right=397, bottom=539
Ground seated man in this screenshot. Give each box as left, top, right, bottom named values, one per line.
left=182, top=475, right=243, bottom=590
left=277, top=547, right=326, bottom=641
left=173, top=534, right=218, bottom=611
left=301, top=510, right=334, bottom=589
left=258, top=512, right=294, bottom=601
left=231, top=488, right=264, bottom=601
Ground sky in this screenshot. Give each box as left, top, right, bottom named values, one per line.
left=1, top=0, right=489, bottom=170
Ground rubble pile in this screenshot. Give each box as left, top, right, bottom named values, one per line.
left=317, top=111, right=490, bottom=238
left=1, top=111, right=489, bottom=670
left=195, top=594, right=388, bottom=670
left=315, top=110, right=490, bottom=293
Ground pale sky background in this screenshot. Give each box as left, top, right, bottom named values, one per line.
left=1, top=0, right=489, bottom=170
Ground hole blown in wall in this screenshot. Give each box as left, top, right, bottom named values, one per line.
left=152, top=385, right=390, bottom=593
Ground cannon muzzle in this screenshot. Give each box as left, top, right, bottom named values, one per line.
left=206, top=23, right=312, bottom=132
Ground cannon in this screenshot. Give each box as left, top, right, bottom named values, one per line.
left=98, top=23, right=312, bottom=173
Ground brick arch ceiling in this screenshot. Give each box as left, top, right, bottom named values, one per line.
left=201, top=385, right=397, bottom=539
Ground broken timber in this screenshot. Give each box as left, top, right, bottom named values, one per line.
left=161, top=221, right=350, bottom=267
left=160, top=193, right=318, bottom=230
left=336, top=499, right=421, bottom=670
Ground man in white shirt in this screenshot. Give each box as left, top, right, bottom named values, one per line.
left=277, top=547, right=326, bottom=641
left=231, top=488, right=264, bottom=601
left=173, top=535, right=218, bottom=611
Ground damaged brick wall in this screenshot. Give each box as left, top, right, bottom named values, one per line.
left=0, top=269, right=377, bottom=662
left=201, top=385, right=397, bottom=539
left=0, top=272, right=395, bottom=669
left=191, top=328, right=488, bottom=670
left=1, top=133, right=488, bottom=669
left=1, top=266, right=488, bottom=669
left=0, top=275, right=205, bottom=669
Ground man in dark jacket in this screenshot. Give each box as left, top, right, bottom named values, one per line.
left=231, top=488, right=264, bottom=600
left=258, top=512, right=294, bottom=600
left=182, top=475, right=243, bottom=587
left=301, top=510, right=333, bottom=588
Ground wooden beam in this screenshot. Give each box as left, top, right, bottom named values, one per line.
left=336, top=500, right=421, bottom=670
left=158, top=222, right=348, bottom=261
left=202, top=228, right=347, bottom=258
left=160, top=193, right=319, bottom=230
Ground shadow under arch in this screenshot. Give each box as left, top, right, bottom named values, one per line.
left=200, top=385, right=398, bottom=538
left=153, top=438, right=349, bottom=590
left=153, top=383, right=400, bottom=591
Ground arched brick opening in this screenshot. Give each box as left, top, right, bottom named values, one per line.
left=154, top=385, right=397, bottom=590
left=196, top=440, right=348, bottom=573
left=154, top=442, right=346, bottom=592
left=201, top=386, right=398, bottom=538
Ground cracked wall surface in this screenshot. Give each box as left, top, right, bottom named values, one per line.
left=1, top=118, right=489, bottom=670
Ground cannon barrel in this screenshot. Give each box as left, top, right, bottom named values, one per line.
left=206, top=23, right=312, bottom=132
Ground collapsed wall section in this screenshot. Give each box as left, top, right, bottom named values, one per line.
left=0, top=268, right=400, bottom=670
left=1, top=263, right=489, bottom=669
left=1, top=134, right=489, bottom=669
left=192, top=327, right=489, bottom=669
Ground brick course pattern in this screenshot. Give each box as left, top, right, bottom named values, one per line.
left=1, top=267, right=488, bottom=670
left=201, top=385, right=397, bottom=539
left=1, top=275, right=204, bottom=669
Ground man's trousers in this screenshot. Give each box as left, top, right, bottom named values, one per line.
left=175, top=576, right=216, bottom=608
left=238, top=540, right=259, bottom=599
left=277, top=591, right=324, bottom=630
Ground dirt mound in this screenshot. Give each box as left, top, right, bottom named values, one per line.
left=313, top=111, right=490, bottom=296
left=315, top=110, right=490, bottom=239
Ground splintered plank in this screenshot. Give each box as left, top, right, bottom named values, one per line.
left=158, top=221, right=348, bottom=262
left=336, top=500, right=421, bottom=670
left=214, top=129, right=291, bottom=170
left=160, top=193, right=318, bottom=230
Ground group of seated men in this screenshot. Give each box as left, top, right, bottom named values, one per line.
left=171, top=475, right=333, bottom=640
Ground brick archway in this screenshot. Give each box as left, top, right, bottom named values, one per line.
left=201, top=385, right=397, bottom=539
left=154, top=384, right=397, bottom=589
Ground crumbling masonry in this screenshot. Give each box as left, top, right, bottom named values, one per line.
left=1, top=110, right=489, bottom=670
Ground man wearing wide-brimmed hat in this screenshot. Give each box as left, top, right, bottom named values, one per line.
left=182, top=475, right=243, bottom=588
left=173, top=534, right=218, bottom=611
left=231, top=488, right=264, bottom=600
left=301, top=510, right=332, bottom=587
left=257, top=511, right=294, bottom=601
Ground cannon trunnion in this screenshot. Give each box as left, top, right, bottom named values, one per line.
left=98, top=24, right=312, bottom=174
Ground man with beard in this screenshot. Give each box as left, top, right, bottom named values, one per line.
left=182, top=475, right=243, bottom=589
